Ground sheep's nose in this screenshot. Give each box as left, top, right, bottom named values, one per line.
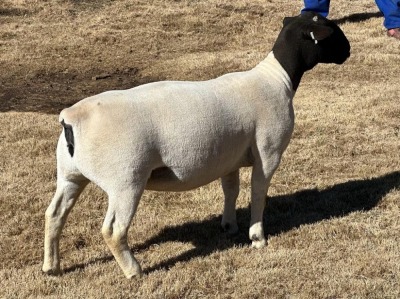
left=336, top=51, right=350, bottom=64
left=345, top=50, right=351, bottom=60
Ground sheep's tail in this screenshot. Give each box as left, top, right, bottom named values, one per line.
left=60, top=119, right=75, bottom=157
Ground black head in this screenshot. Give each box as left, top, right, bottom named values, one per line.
left=272, top=12, right=351, bottom=90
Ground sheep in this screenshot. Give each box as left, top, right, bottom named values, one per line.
left=42, top=12, right=350, bottom=279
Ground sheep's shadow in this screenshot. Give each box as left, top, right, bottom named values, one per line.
left=0, top=8, right=31, bottom=16
left=333, top=11, right=383, bottom=25
left=0, top=73, right=164, bottom=114
left=63, top=171, right=399, bottom=275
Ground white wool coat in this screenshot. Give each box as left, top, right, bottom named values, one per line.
left=59, top=52, right=294, bottom=194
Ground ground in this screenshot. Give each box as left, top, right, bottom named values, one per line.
left=0, top=0, right=399, bottom=298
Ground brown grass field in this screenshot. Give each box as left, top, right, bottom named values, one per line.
left=1, top=0, right=399, bottom=298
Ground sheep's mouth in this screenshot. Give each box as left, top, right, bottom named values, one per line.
left=335, top=50, right=351, bottom=64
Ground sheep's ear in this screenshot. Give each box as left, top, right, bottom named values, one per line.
left=283, top=16, right=296, bottom=27
left=306, top=24, right=334, bottom=42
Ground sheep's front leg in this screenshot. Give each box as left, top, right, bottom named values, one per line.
left=43, top=178, right=88, bottom=275
left=249, top=153, right=281, bottom=249
left=102, top=186, right=144, bottom=279
left=221, top=170, right=240, bottom=235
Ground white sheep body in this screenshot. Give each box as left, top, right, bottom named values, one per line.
left=43, top=12, right=350, bottom=279
left=60, top=53, right=294, bottom=193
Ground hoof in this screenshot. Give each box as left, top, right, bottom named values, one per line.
left=42, top=267, right=61, bottom=276
left=221, top=223, right=239, bottom=236
left=125, top=271, right=143, bottom=279
left=124, top=266, right=143, bottom=279
left=251, top=235, right=266, bottom=249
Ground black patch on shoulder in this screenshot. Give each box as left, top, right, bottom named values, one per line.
left=61, top=120, right=74, bottom=157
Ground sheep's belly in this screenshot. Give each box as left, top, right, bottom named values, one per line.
left=146, top=161, right=252, bottom=192
left=145, top=167, right=224, bottom=191
left=145, top=167, right=207, bottom=191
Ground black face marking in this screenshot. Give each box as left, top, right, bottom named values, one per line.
left=61, top=120, right=74, bottom=157
left=251, top=234, right=260, bottom=242
left=272, top=12, right=350, bottom=91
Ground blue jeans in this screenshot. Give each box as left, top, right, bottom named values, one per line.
left=302, top=0, right=400, bottom=29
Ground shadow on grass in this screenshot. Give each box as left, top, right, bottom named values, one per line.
left=0, top=73, right=163, bottom=114
left=63, top=171, right=400, bottom=275
left=333, top=11, right=383, bottom=25
left=0, top=8, right=31, bottom=16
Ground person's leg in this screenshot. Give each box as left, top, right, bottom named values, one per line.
left=375, top=0, right=400, bottom=39
left=302, top=0, right=331, bottom=17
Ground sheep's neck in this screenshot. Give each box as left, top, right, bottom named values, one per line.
left=272, top=41, right=317, bottom=91
left=254, top=52, right=293, bottom=94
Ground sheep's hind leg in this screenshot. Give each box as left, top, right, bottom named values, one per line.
left=102, top=185, right=145, bottom=279
left=43, top=178, right=88, bottom=275
left=221, top=170, right=240, bottom=235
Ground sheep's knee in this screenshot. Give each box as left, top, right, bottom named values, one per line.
left=101, top=226, right=117, bottom=247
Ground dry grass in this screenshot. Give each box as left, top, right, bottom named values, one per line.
left=1, top=0, right=399, bottom=298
